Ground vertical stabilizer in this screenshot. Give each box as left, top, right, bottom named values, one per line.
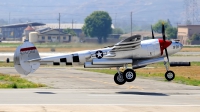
left=14, top=41, right=40, bottom=75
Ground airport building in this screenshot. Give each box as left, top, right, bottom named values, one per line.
left=0, top=22, right=45, bottom=40
left=36, top=23, right=115, bottom=37
left=177, top=25, right=200, bottom=45
left=0, top=22, right=72, bottom=42
left=29, top=29, right=71, bottom=43
left=0, top=22, right=117, bottom=43
left=35, top=23, right=84, bottom=37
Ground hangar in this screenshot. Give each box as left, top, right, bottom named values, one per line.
left=0, top=22, right=45, bottom=40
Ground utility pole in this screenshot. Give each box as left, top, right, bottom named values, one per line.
left=193, top=0, right=194, bottom=24
left=9, top=13, right=10, bottom=24
left=58, top=13, right=60, bottom=41
left=131, top=12, right=132, bottom=36
left=72, top=19, right=73, bottom=30
left=115, top=13, right=117, bottom=28
left=69, top=19, right=73, bottom=42
left=176, top=22, right=181, bottom=28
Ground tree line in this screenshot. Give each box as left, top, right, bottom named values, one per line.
left=81, top=11, right=178, bottom=44
left=152, top=19, right=177, bottom=40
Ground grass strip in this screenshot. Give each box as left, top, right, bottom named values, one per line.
left=0, top=61, right=14, bottom=67
left=0, top=73, right=46, bottom=88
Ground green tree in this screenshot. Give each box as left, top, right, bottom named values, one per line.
left=191, top=34, right=200, bottom=40
left=63, top=28, right=76, bottom=36
left=167, top=19, right=172, bottom=27
left=82, top=11, right=112, bottom=44
left=152, top=20, right=170, bottom=33
left=112, top=28, right=124, bottom=34
left=166, top=27, right=177, bottom=39
left=187, top=39, right=192, bottom=45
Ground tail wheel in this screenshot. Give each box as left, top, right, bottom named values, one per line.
left=123, top=69, right=136, bottom=82
left=165, top=71, right=175, bottom=81
left=114, top=72, right=126, bottom=85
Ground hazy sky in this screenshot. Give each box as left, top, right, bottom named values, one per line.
left=0, top=0, right=198, bottom=26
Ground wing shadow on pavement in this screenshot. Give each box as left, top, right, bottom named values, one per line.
left=35, top=92, right=56, bottom=94
left=116, top=91, right=168, bottom=96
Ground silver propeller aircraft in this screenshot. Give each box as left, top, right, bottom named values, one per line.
left=14, top=24, right=183, bottom=85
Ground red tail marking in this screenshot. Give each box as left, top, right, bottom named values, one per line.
left=20, top=47, right=36, bottom=52
left=158, top=39, right=172, bottom=55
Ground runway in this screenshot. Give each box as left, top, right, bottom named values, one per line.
left=0, top=67, right=200, bottom=110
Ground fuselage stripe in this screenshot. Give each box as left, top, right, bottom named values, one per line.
left=20, top=47, right=37, bottom=52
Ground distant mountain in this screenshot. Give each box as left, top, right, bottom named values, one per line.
left=0, top=0, right=198, bottom=32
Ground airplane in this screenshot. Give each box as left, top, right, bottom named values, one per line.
left=13, top=24, right=183, bottom=85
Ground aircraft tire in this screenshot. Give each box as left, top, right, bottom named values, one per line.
left=165, top=71, right=175, bottom=81
left=114, top=72, right=126, bottom=85
left=123, top=69, right=136, bottom=82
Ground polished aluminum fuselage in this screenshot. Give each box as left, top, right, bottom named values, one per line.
left=14, top=38, right=183, bottom=75
left=88, top=39, right=182, bottom=59
left=40, top=39, right=183, bottom=65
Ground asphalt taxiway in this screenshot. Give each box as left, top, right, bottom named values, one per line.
left=0, top=67, right=200, bottom=111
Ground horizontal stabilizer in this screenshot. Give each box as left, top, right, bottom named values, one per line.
left=27, top=58, right=41, bottom=62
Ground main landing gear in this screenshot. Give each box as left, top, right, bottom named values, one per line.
left=114, top=67, right=136, bottom=85
left=114, top=62, right=175, bottom=85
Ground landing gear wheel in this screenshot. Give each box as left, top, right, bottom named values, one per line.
left=114, top=72, right=126, bottom=85
left=165, top=71, right=175, bottom=81
left=123, top=69, right=136, bottom=82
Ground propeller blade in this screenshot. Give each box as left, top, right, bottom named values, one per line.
left=151, top=25, right=155, bottom=39
left=165, top=48, right=169, bottom=63
left=162, top=23, right=166, bottom=41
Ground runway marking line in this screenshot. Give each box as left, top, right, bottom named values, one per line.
left=0, top=104, right=199, bottom=106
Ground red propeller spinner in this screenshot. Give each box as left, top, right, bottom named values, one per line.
left=158, top=39, right=172, bottom=55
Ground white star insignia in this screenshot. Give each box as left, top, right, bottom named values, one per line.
left=95, top=50, right=103, bottom=59
left=97, top=51, right=103, bottom=58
